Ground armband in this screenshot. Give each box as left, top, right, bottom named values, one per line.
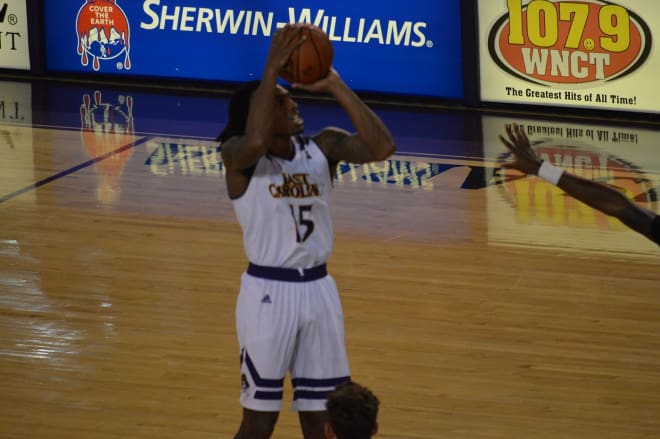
left=537, top=161, right=564, bottom=185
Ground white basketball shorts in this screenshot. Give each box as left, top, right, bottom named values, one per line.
left=235, top=264, right=350, bottom=412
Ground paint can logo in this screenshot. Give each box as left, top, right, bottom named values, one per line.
left=76, top=0, right=131, bottom=71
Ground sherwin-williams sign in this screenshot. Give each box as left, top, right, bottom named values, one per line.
left=0, top=0, right=30, bottom=69
left=479, top=0, right=658, bottom=113
left=44, top=0, right=464, bottom=99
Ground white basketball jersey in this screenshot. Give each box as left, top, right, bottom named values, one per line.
left=232, top=136, right=334, bottom=268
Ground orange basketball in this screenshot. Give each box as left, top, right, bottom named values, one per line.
left=280, top=23, right=334, bottom=84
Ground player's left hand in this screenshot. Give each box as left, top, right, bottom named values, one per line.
left=290, top=67, right=341, bottom=94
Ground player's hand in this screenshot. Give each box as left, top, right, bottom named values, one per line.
left=265, top=25, right=306, bottom=75
left=498, top=123, right=543, bottom=175
left=290, top=67, right=341, bottom=94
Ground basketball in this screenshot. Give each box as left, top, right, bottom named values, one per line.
left=280, top=23, right=334, bottom=84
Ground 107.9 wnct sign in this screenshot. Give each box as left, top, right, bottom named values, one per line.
left=479, top=0, right=658, bottom=114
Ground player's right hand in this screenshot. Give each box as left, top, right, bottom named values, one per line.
left=265, top=25, right=306, bottom=74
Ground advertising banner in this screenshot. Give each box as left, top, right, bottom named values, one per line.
left=478, top=0, right=659, bottom=113
left=482, top=115, right=660, bottom=255
left=44, top=0, right=464, bottom=99
left=0, top=0, right=30, bottom=69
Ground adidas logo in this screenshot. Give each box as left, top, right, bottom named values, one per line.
left=261, top=294, right=272, bottom=304
left=0, top=4, right=7, bottom=24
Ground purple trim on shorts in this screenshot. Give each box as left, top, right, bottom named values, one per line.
left=244, top=350, right=285, bottom=388
left=292, top=376, right=351, bottom=401
left=291, top=376, right=351, bottom=388
left=255, top=390, right=284, bottom=400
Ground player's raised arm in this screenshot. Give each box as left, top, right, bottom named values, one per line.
left=499, top=123, right=660, bottom=245
left=220, top=25, right=304, bottom=172
left=295, top=69, right=396, bottom=167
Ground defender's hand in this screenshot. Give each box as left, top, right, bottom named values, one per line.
left=498, top=123, right=543, bottom=175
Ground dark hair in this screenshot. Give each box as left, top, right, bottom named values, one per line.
left=216, top=80, right=262, bottom=143
left=326, top=381, right=380, bottom=439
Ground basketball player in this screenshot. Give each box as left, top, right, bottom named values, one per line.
left=325, top=381, right=380, bottom=439
left=218, top=25, right=396, bottom=439
left=499, top=123, right=660, bottom=246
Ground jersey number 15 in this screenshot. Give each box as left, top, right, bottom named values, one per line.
left=289, top=204, right=315, bottom=243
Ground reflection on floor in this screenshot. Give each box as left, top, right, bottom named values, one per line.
left=4, top=78, right=658, bottom=254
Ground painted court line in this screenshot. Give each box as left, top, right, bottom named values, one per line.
left=0, top=136, right=152, bottom=204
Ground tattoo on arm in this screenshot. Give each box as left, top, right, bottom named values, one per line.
left=221, top=136, right=265, bottom=171
left=315, top=128, right=379, bottom=166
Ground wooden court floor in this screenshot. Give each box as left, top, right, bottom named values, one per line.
left=1, top=88, right=660, bottom=438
